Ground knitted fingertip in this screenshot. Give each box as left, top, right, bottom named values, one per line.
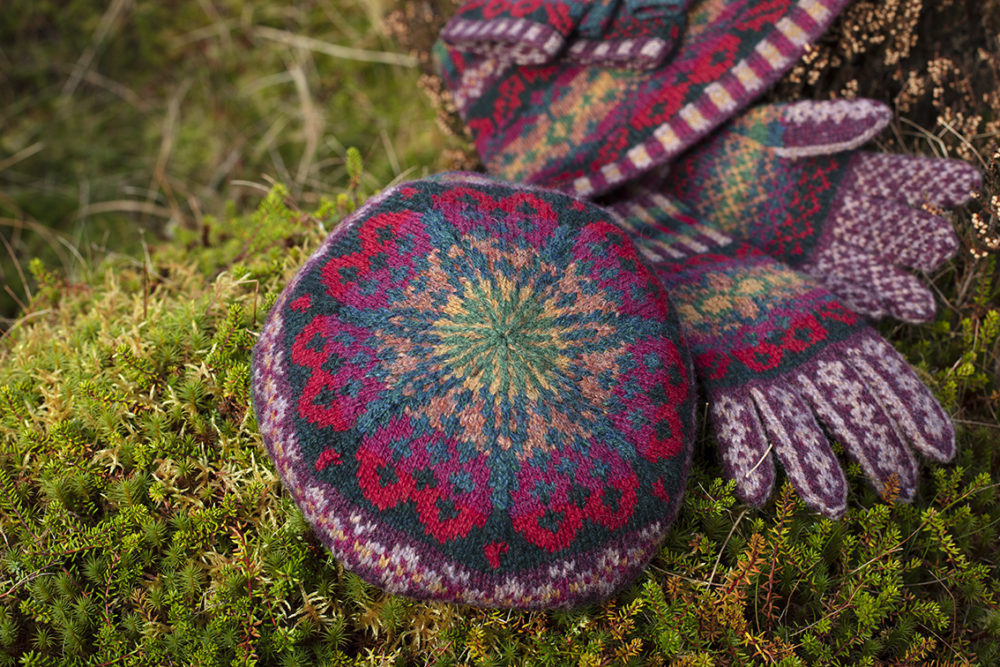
left=793, top=355, right=919, bottom=503
left=748, top=384, right=848, bottom=519
left=251, top=175, right=695, bottom=609
left=771, top=99, right=892, bottom=157
left=709, top=391, right=776, bottom=506
left=829, top=194, right=960, bottom=272
left=845, top=153, right=983, bottom=208
left=803, top=248, right=938, bottom=323
left=843, top=333, right=956, bottom=464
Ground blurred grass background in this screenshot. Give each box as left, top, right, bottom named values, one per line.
left=0, top=0, right=465, bottom=324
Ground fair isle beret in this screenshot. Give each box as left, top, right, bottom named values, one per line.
left=436, top=0, right=852, bottom=197
left=251, top=174, right=694, bottom=609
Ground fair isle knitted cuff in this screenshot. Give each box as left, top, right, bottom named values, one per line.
left=441, top=0, right=688, bottom=70
left=251, top=175, right=695, bottom=609
left=436, top=0, right=852, bottom=197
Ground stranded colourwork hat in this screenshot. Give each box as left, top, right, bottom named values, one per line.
left=436, top=0, right=852, bottom=197
left=251, top=174, right=694, bottom=609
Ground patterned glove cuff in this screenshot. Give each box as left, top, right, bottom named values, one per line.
left=604, top=188, right=733, bottom=261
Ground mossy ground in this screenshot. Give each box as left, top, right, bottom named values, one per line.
left=2, top=1, right=1000, bottom=665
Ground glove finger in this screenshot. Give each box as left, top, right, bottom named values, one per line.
left=830, top=193, right=960, bottom=271
left=709, top=389, right=776, bottom=506
left=771, top=99, right=891, bottom=157
left=844, top=331, right=956, bottom=462
left=795, top=354, right=918, bottom=502
left=749, top=383, right=848, bottom=518
left=844, top=153, right=982, bottom=208
left=804, top=245, right=937, bottom=323
left=728, top=99, right=890, bottom=155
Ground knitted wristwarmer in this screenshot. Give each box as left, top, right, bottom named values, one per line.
left=441, top=0, right=691, bottom=70
left=606, top=196, right=955, bottom=518
left=658, top=99, right=982, bottom=322
left=435, top=0, right=852, bottom=196
left=251, top=175, right=694, bottom=609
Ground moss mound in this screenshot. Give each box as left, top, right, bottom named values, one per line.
left=0, top=173, right=998, bottom=665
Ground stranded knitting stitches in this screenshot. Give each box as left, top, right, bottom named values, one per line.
left=251, top=175, right=694, bottom=608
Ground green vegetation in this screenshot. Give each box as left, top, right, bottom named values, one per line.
left=0, top=0, right=458, bottom=321
left=2, top=0, right=999, bottom=664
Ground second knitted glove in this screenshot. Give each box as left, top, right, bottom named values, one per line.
left=607, top=197, right=955, bottom=517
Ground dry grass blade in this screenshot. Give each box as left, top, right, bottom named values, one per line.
left=289, top=60, right=322, bottom=187
left=76, top=201, right=175, bottom=219
left=254, top=26, right=418, bottom=68
left=62, top=0, right=134, bottom=98
left=0, top=143, right=44, bottom=173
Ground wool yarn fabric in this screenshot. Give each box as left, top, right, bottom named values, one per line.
left=436, top=0, right=852, bottom=197
left=658, top=99, right=983, bottom=323
left=441, top=0, right=692, bottom=70
left=251, top=174, right=694, bottom=609
left=605, top=195, right=956, bottom=518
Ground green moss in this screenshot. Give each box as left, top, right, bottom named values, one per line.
left=1, top=177, right=998, bottom=664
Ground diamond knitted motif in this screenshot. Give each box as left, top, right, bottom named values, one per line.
left=251, top=175, right=694, bottom=609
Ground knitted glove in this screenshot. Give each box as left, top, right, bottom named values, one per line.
left=441, top=0, right=690, bottom=70
left=659, top=99, right=982, bottom=322
left=607, top=196, right=955, bottom=517
left=435, top=0, right=852, bottom=196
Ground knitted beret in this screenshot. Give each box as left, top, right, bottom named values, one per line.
left=251, top=174, right=694, bottom=609
left=436, top=0, right=852, bottom=197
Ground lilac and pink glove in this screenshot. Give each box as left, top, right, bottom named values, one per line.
left=606, top=195, right=956, bottom=517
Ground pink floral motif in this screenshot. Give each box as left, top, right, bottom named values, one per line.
left=509, top=441, right=638, bottom=552
left=320, top=209, right=429, bottom=309
left=291, top=315, right=385, bottom=431
left=356, top=415, right=493, bottom=543
left=433, top=186, right=560, bottom=247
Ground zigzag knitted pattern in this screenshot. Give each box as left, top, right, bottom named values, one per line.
left=436, top=0, right=852, bottom=197
left=251, top=175, right=694, bottom=609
